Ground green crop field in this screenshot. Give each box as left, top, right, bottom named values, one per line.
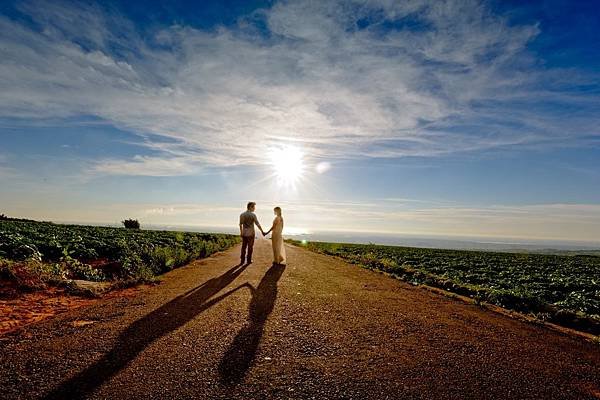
left=0, top=220, right=239, bottom=287
left=291, top=240, right=600, bottom=335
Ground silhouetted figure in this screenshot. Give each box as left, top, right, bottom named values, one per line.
left=219, top=263, right=286, bottom=385
left=263, top=206, right=287, bottom=265
left=239, top=201, right=265, bottom=265
left=44, top=263, right=250, bottom=400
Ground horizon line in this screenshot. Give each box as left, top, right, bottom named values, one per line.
left=19, top=218, right=600, bottom=248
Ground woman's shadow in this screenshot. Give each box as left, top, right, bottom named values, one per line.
left=44, top=262, right=252, bottom=400
left=219, top=263, right=287, bottom=385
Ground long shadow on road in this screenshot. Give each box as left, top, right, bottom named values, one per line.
left=44, top=263, right=251, bottom=400
left=219, top=263, right=287, bottom=385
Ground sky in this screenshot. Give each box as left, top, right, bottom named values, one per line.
left=1, top=0, right=599, bottom=244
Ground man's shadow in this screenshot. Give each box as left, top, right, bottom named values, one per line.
left=44, top=263, right=251, bottom=400
left=219, top=263, right=286, bottom=385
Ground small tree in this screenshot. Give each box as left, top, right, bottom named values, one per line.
left=122, top=218, right=140, bottom=229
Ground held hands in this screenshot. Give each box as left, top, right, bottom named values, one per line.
left=261, top=229, right=271, bottom=237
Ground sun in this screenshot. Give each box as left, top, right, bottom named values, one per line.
left=268, top=145, right=305, bottom=187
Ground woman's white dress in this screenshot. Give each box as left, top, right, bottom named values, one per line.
left=271, top=216, right=286, bottom=265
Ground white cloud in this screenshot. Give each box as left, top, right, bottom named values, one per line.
left=276, top=201, right=600, bottom=242
left=114, top=201, right=600, bottom=242
left=2, top=194, right=598, bottom=242
left=0, top=0, right=598, bottom=176
left=141, top=204, right=239, bottom=216
left=130, top=199, right=599, bottom=243
left=94, top=155, right=201, bottom=176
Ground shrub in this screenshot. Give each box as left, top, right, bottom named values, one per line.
left=122, top=219, right=140, bottom=229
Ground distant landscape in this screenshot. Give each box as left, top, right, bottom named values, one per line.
left=2, top=217, right=599, bottom=336
left=52, top=221, right=600, bottom=255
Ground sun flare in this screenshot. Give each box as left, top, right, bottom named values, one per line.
left=268, top=145, right=305, bottom=187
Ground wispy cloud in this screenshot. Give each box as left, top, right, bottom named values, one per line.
left=132, top=200, right=600, bottom=240
left=0, top=0, right=598, bottom=175
left=2, top=194, right=598, bottom=242
left=280, top=201, right=600, bottom=242
left=94, top=155, right=201, bottom=176
left=141, top=204, right=239, bottom=216
left=102, top=201, right=600, bottom=242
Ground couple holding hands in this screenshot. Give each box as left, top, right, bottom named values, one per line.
left=239, top=202, right=286, bottom=266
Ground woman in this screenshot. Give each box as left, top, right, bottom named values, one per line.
left=264, top=206, right=286, bottom=265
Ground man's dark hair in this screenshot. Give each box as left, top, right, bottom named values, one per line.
left=247, top=202, right=256, bottom=210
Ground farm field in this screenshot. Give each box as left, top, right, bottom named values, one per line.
left=291, top=240, right=600, bottom=335
left=0, top=220, right=239, bottom=288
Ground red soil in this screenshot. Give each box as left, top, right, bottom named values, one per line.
left=0, top=284, right=140, bottom=336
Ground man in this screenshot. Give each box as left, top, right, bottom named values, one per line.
left=239, top=202, right=264, bottom=265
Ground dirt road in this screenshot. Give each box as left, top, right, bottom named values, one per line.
left=1, top=240, right=599, bottom=399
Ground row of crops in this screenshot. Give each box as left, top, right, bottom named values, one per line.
left=291, top=240, right=600, bottom=335
left=0, top=220, right=239, bottom=285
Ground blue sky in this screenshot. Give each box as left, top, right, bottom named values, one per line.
left=0, top=0, right=599, bottom=243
